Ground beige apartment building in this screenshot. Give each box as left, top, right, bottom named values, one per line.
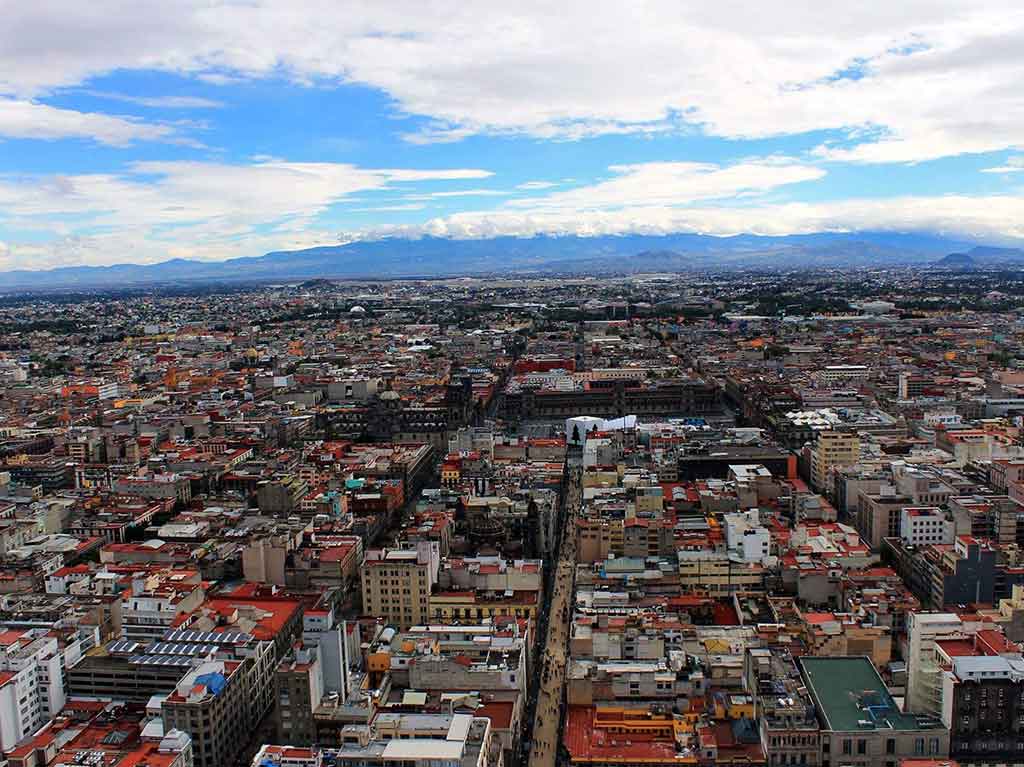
left=361, top=542, right=439, bottom=629
left=811, top=430, right=860, bottom=495
left=677, top=550, right=764, bottom=594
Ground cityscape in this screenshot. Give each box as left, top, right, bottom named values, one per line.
left=5, top=4, right=1024, bottom=767
left=0, top=270, right=1022, bottom=767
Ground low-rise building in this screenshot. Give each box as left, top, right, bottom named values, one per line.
left=800, top=656, right=948, bottom=767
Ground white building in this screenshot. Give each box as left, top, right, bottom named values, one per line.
left=906, top=612, right=982, bottom=717
left=582, top=437, right=616, bottom=468
left=122, top=586, right=205, bottom=641
left=860, top=300, right=896, bottom=315
left=252, top=712, right=493, bottom=767
left=566, top=415, right=637, bottom=446
left=723, top=510, right=772, bottom=563
left=923, top=411, right=962, bottom=427
left=818, top=364, right=870, bottom=385
left=0, top=362, right=27, bottom=384
left=899, top=507, right=954, bottom=547
left=0, top=628, right=67, bottom=751
left=566, top=416, right=606, bottom=445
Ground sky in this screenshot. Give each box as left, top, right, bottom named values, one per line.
left=3, top=1, right=1024, bottom=271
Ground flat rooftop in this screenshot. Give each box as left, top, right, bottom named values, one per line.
left=800, top=656, right=938, bottom=733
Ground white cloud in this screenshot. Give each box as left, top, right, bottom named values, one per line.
left=6, top=3, right=1024, bottom=268
left=351, top=203, right=427, bottom=212
left=195, top=72, right=247, bottom=86
left=505, top=161, right=825, bottom=211
left=348, top=195, right=1024, bottom=243
left=377, top=169, right=493, bottom=182
left=1, top=2, right=1023, bottom=161
left=0, top=97, right=177, bottom=144
left=982, top=156, right=1024, bottom=173
left=12, top=156, right=1024, bottom=271
left=82, top=91, right=224, bottom=109
left=328, top=161, right=1024, bottom=243
left=0, top=160, right=490, bottom=268
left=404, top=189, right=508, bottom=200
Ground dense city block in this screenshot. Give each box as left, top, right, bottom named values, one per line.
left=2, top=270, right=1024, bottom=767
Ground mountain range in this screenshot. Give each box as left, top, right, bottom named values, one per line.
left=3, top=232, right=1024, bottom=291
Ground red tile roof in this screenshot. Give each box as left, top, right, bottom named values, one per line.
left=564, top=706, right=680, bottom=764
left=477, top=700, right=515, bottom=730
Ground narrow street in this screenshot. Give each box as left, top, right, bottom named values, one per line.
left=528, top=462, right=580, bottom=767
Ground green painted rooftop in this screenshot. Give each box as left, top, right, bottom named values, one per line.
left=799, top=656, right=938, bottom=733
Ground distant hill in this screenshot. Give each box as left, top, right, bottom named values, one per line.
left=936, top=246, right=1024, bottom=268
left=0, top=231, right=992, bottom=291
left=935, top=252, right=977, bottom=269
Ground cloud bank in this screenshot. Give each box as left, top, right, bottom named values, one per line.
left=2, top=2, right=1023, bottom=162
left=3, top=2, right=1024, bottom=268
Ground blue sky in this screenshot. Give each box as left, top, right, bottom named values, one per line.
left=1, top=2, right=1024, bottom=270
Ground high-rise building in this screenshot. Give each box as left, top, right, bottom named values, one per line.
left=0, top=629, right=67, bottom=751
left=275, top=646, right=323, bottom=745
left=361, top=542, right=440, bottom=629
left=811, top=431, right=860, bottom=496
left=945, top=654, right=1024, bottom=762
left=857, top=489, right=913, bottom=550
left=906, top=613, right=972, bottom=717
left=161, top=660, right=250, bottom=767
